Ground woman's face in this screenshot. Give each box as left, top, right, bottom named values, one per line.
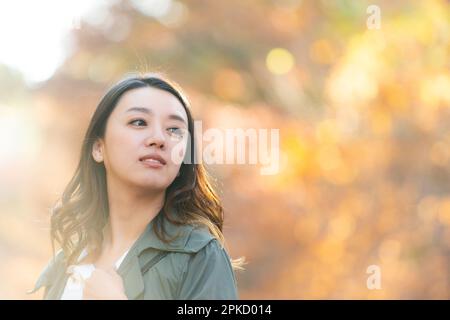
left=93, top=86, right=189, bottom=192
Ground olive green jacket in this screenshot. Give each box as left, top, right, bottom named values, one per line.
left=28, top=218, right=239, bottom=300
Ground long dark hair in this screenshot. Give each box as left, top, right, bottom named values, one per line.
left=50, top=73, right=245, bottom=270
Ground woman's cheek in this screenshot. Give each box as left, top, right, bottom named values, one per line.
left=106, top=150, right=136, bottom=179
left=168, top=138, right=187, bottom=166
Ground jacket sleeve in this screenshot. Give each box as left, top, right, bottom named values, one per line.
left=177, top=239, right=239, bottom=300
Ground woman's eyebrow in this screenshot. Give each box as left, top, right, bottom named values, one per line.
left=168, top=114, right=188, bottom=125
left=125, top=106, right=153, bottom=114
left=125, top=107, right=187, bottom=125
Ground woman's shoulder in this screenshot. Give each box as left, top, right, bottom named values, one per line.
left=27, top=249, right=66, bottom=295
left=183, top=226, right=236, bottom=279
left=182, top=225, right=216, bottom=253
left=177, top=230, right=238, bottom=299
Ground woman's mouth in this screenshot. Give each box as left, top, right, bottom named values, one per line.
left=141, top=158, right=164, bottom=168
left=139, top=153, right=167, bottom=168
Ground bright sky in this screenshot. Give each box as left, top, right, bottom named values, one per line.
left=0, top=0, right=111, bottom=84
left=0, top=0, right=183, bottom=169
left=0, top=0, right=183, bottom=85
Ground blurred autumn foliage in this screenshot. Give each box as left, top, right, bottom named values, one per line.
left=0, top=0, right=449, bottom=299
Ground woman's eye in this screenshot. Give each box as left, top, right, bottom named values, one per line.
left=129, top=119, right=147, bottom=127
left=167, top=127, right=185, bottom=137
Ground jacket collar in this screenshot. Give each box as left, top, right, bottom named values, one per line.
left=133, top=214, right=197, bottom=255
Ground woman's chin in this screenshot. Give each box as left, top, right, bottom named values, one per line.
left=133, top=179, right=172, bottom=192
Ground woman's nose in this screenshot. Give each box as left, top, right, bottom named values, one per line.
left=145, top=125, right=166, bottom=148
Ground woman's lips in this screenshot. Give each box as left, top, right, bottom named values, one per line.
left=140, top=158, right=165, bottom=168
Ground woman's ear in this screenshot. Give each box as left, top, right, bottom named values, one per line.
left=92, top=140, right=104, bottom=163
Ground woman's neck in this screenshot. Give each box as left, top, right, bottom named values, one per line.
left=103, top=187, right=165, bottom=252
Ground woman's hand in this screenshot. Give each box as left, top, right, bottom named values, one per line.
left=82, top=267, right=128, bottom=300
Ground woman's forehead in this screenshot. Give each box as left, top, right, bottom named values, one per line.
left=115, top=86, right=187, bottom=120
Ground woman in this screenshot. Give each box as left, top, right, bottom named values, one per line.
left=28, top=74, right=244, bottom=300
